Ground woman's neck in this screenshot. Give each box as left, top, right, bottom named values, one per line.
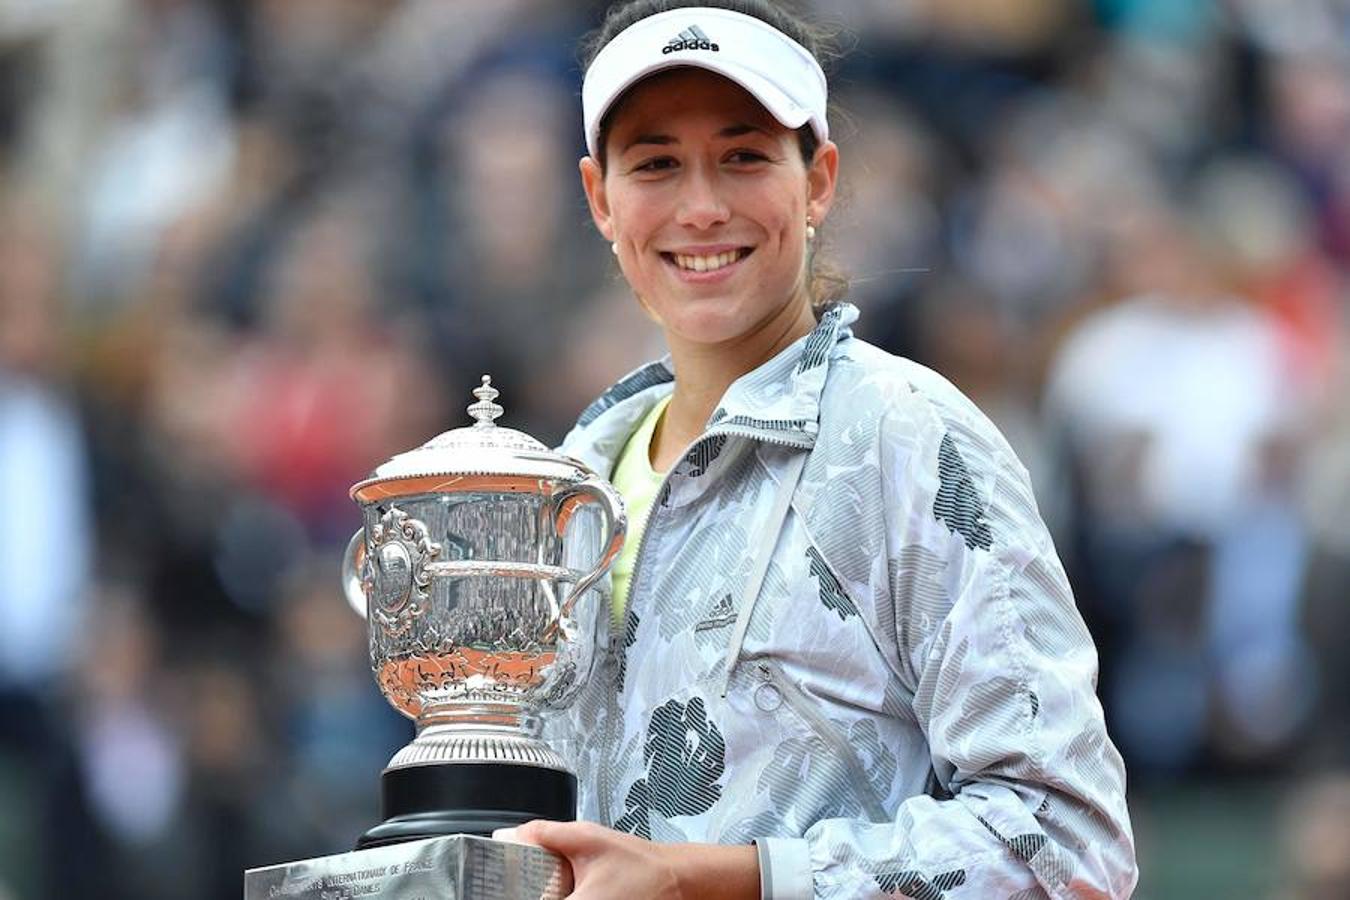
left=649, top=297, right=816, bottom=471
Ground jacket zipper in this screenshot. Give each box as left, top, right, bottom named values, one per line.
left=757, top=660, right=890, bottom=823
left=597, top=422, right=812, bottom=820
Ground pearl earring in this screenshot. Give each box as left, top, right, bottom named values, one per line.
left=806, top=219, right=816, bottom=242
left=611, top=242, right=619, bottom=255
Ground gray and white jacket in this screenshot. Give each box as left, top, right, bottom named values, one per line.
left=552, top=304, right=1137, bottom=899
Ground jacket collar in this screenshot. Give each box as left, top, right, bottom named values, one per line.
left=562, top=303, right=857, bottom=473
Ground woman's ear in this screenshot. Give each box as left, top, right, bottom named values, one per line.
left=579, top=156, right=615, bottom=242
left=805, top=140, right=839, bottom=228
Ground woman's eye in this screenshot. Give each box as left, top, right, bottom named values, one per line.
left=727, top=150, right=769, bottom=164
left=633, top=157, right=677, bottom=173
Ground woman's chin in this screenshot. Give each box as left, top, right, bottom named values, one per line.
left=654, top=294, right=807, bottom=351
left=660, top=310, right=755, bottom=348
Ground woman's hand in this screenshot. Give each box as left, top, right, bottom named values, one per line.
left=496, top=820, right=760, bottom=900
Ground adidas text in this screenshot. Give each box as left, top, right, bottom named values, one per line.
left=663, top=39, right=719, bottom=53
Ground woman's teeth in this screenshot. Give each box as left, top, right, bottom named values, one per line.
left=674, top=249, right=743, bottom=272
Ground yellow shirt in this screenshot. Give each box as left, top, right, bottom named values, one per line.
left=608, top=394, right=671, bottom=628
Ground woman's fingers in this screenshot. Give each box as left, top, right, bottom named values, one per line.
left=491, top=821, right=761, bottom=899
left=511, top=819, right=610, bottom=858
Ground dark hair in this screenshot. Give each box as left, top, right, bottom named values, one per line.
left=580, top=0, right=848, bottom=308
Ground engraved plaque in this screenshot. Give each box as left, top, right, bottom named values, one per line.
left=244, top=835, right=570, bottom=900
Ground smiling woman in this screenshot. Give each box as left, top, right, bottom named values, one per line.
left=496, top=2, right=1140, bottom=899
left=580, top=67, right=835, bottom=365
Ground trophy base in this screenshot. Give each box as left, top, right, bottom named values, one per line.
left=246, top=833, right=570, bottom=899
left=357, top=762, right=577, bottom=848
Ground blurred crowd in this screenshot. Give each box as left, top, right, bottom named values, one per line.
left=0, top=1, right=1348, bottom=898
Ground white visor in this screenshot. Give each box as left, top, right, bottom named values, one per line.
left=582, top=7, right=828, bottom=159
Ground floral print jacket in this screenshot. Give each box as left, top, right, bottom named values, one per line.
left=550, top=304, right=1138, bottom=899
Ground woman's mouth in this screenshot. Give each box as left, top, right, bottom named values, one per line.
left=661, top=247, right=753, bottom=278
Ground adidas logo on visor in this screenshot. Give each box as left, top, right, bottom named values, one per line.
left=663, top=24, right=719, bottom=53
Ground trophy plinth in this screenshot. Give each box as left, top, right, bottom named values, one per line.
left=339, top=375, right=626, bottom=847
left=245, top=834, right=571, bottom=900
left=357, top=762, right=576, bottom=847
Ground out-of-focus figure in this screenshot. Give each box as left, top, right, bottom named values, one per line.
left=0, top=199, right=91, bottom=698
left=217, top=197, right=441, bottom=542
left=1045, top=204, right=1314, bottom=774
left=0, top=197, right=95, bottom=898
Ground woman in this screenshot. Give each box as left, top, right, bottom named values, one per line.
left=500, top=2, right=1138, bottom=898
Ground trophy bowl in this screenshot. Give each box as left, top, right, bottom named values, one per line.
left=341, top=376, right=625, bottom=845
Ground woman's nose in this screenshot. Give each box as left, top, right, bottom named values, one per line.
left=674, top=168, right=730, bottom=230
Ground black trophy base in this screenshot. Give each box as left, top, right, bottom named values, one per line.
left=356, top=763, right=577, bottom=849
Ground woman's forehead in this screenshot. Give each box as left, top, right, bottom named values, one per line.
left=606, top=68, right=783, bottom=138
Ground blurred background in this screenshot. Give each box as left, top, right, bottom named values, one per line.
left=0, top=0, right=1347, bottom=897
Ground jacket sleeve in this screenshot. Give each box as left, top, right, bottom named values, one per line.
left=756, top=413, right=1138, bottom=899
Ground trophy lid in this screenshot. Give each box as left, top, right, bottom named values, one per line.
left=350, top=376, right=589, bottom=502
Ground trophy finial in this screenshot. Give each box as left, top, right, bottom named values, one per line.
left=467, top=374, right=504, bottom=427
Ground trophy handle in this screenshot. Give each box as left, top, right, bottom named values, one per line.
left=554, top=476, right=626, bottom=618
left=342, top=528, right=369, bottom=618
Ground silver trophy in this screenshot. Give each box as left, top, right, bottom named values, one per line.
left=247, top=376, right=618, bottom=898
left=340, top=375, right=625, bottom=846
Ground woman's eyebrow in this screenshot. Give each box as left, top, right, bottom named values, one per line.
left=622, top=133, right=676, bottom=152
left=620, top=123, right=771, bottom=154
left=718, top=123, right=771, bottom=138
